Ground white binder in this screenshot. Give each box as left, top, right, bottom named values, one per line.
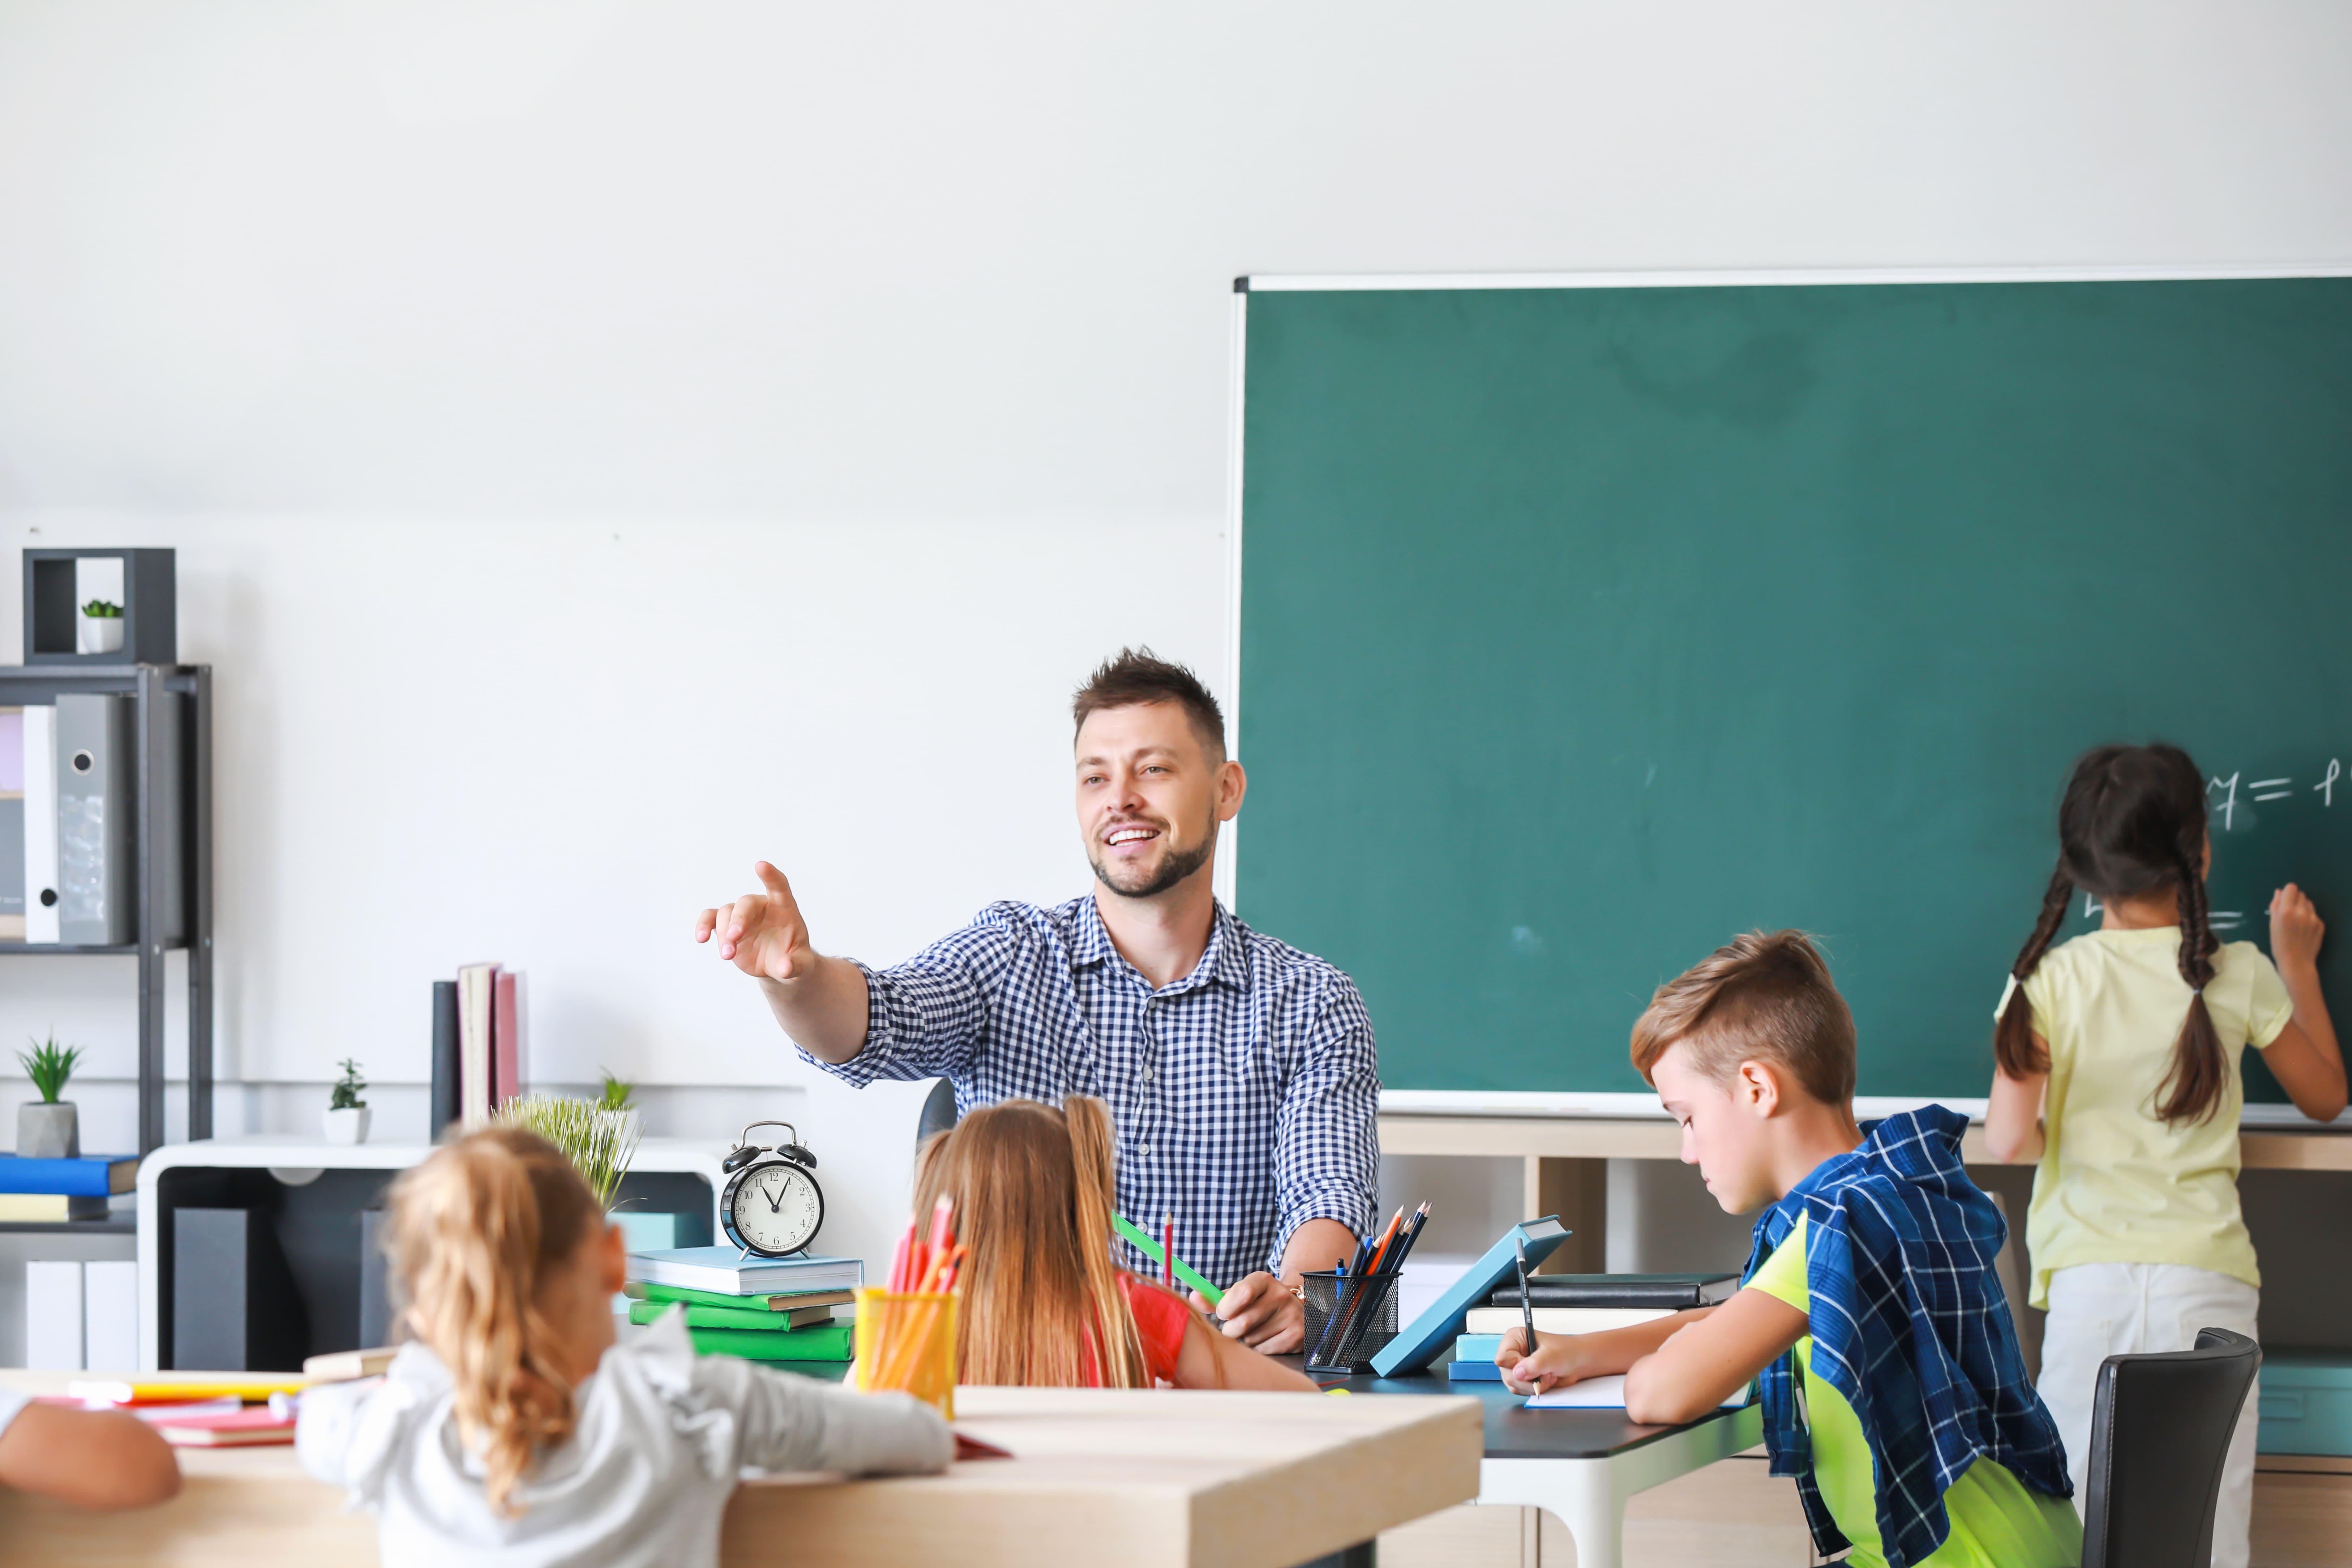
left=23, top=703, right=59, bottom=943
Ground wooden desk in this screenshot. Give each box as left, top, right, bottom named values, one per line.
left=0, top=1376, right=1482, bottom=1568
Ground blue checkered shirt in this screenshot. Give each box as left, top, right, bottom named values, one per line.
left=807, top=896, right=1381, bottom=1288
left=1743, top=1105, right=2071, bottom=1568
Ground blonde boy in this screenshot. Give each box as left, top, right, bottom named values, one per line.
left=1496, top=931, right=2077, bottom=1568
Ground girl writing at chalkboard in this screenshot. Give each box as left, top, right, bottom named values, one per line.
left=297, top=1128, right=952, bottom=1568
left=912, top=1096, right=1314, bottom=1391
left=1985, top=742, right=2347, bottom=1568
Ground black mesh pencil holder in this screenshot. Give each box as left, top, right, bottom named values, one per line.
left=1301, top=1270, right=1401, bottom=1375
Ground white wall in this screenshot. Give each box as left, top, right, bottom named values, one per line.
left=3, top=1, right=2350, bottom=1280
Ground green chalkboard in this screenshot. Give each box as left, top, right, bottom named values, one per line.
left=1235, top=277, right=2352, bottom=1099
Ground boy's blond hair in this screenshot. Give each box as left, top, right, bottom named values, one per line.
left=1630, top=930, right=1856, bottom=1105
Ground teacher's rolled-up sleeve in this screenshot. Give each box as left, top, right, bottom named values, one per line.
left=800, top=912, right=1020, bottom=1085
left=1268, top=975, right=1381, bottom=1269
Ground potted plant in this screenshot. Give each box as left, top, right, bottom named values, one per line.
left=16, top=1036, right=85, bottom=1158
left=496, top=1093, right=640, bottom=1211
left=597, top=1068, right=641, bottom=1149
left=77, top=598, right=124, bottom=656
left=324, top=1058, right=370, bottom=1145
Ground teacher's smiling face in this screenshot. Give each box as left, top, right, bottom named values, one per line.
left=1076, top=701, right=1247, bottom=902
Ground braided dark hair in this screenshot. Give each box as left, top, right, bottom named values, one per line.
left=1996, top=743, right=2229, bottom=1124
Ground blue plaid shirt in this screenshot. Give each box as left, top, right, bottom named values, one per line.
left=808, top=896, right=1381, bottom=1287
left=1743, top=1105, right=2071, bottom=1568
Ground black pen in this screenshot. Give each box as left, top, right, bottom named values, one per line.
left=1513, top=1236, right=1537, bottom=1388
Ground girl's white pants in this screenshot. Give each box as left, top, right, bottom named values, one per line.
left=2036, top=1262, right=2261, bottom=1568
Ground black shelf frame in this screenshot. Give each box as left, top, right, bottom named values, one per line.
left=2, top=665, right=212, bottom=1153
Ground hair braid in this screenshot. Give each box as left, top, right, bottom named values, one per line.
left=2154, top=841, right=2228, bottom=1124
left=1994, top=860, right=2074, bottom=1079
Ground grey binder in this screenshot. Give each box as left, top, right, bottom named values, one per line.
left=55, top=693, right=132, bottom=945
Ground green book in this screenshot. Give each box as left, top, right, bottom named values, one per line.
left=632, top=1282, right=853, bottom=1313
left=685, top=1322, right=854, bottom=1362
left=630, top=1300, right=842, bottom=1333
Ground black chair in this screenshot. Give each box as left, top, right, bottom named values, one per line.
left=2079, top=1327, right=2261, bottom=1568
left=914, top=1077, right=959, bottom=1157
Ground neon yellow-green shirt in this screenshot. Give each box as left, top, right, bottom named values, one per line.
left=1748, top=1214, right=2082, bottom=1568
left=1996, top=927, right=2294, bottom=1306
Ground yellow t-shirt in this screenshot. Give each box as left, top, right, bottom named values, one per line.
left=1748, top=1215, right=2082, bottom=1568
left=1996, top=927, right=2294, bottom=1306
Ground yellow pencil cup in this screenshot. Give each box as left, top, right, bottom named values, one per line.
left=852, top=1287, right=958, bottom=1419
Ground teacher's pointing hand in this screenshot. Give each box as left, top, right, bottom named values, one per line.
left=694, top=864, right=871, bottom=1063
left=694, top=861, right=815, bottom=981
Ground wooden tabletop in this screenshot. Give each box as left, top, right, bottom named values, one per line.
left=0, top=1375, right=1482, bottom=1568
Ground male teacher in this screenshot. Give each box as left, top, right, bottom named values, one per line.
left=694, top=649, right=1379, bottom=1351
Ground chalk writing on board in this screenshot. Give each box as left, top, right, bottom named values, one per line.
left=2205, top=764, right=2347, bottom=827
left=2211, top=909, right=2246, bottom=932
left=2210, top=772, right=2242, bottom=830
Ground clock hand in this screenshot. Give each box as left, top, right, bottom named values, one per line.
left=767, top=1175, right=784, bottom=1213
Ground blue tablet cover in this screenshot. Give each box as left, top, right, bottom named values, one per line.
left=1371, top=1216, right=1570, bottom=1377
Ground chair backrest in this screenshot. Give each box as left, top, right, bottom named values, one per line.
left=2079, top=1326, right=2261, bottom=1568
left=914, top=1076, right=959, bottom=1157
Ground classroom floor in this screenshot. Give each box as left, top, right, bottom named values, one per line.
left=1377, top=1453, right=2351, bottom=1567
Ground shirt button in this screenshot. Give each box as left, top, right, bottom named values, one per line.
left=1142, top=1066, right=1155, bottom=1082
left=1139, top=1145, right=1152, bottom=1158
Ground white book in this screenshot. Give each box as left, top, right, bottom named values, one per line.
left=22, top=705, right=58, bottom=944
left=1462, top=1305, right=1677, bottom=1336
left=26, top=1259, right=85, bottom=1370
left=627, top=1247, right=865, bottom=1297
left=457, top=962, right=498, bottom=1126
left=83, top=1259, right=138, bottom=1372
left=1524, top=1373, right=1749, bottom=1410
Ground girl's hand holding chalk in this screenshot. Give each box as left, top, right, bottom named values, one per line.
left=2270, top=883, right=2326, bottom=972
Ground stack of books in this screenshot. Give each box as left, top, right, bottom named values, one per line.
left=626, top=1246, right=864, bottom=1369
left=1447, top=1272, right=1738, bottom=1381
left=0, top=1153, right=137, bottom=1222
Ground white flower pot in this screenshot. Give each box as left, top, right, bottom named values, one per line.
left=77, top=617, right=124, bottom=655
left=18, top=1101, right=79, bottom=1158
left=323, top=1105, right=371, bottom=1145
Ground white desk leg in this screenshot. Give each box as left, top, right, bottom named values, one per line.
left=1480, top=1457, right=1619, bottom=1568
left=1477, top=1406, right=1765, bottom=1568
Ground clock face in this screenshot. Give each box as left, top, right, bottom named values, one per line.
left=729, top=1161, right=822, bottom=1256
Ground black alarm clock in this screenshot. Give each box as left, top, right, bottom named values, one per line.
left=719, top=1119, right=825, bottom=1258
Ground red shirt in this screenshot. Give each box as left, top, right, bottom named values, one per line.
left=1078, top=1274, right=1192, bottom=1387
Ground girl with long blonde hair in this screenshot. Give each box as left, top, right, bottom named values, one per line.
left=913, top=1096, right=1313, bottom=1390
left=299, top=1127, right=951, bottom=1568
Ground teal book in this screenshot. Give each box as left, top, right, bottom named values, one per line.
left=1370, top=1216, right=1569, bottom=1378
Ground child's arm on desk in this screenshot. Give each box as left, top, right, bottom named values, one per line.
left=1496, top=1289, right=1808, bottom=1425
left=1495, top=1309, right=1709, bottom=1394
left=1173, top=1313, right=1317, bottom=1392
left=0, top=1401, right=181, bottom=1509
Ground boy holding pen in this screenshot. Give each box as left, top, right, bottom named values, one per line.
left=1497, top=931, right=2078, bottom=1568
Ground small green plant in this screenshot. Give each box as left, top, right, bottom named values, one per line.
left=496, top=1093, right=640, bottom=1210
left=17, top=1036, right=84, bottom=1104
left=596, top=1069, right=637, bottom=1113
left=80, top=599, right=123, bottom=619
left=329, top=1058, right=367, bottom=1110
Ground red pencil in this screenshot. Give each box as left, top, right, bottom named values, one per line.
left=1162, top=1213, right=1175, bottom=1290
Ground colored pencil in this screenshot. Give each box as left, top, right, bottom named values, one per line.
left=1162, top=1213, right=1175, bottom=1290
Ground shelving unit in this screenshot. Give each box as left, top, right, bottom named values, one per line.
left=1, top=664, right=213, bottom=1158
left=137, top=1137, right=727, bottom=1370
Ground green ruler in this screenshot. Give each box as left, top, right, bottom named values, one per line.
left=1113, top=1215, right=1222, bottom=1308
